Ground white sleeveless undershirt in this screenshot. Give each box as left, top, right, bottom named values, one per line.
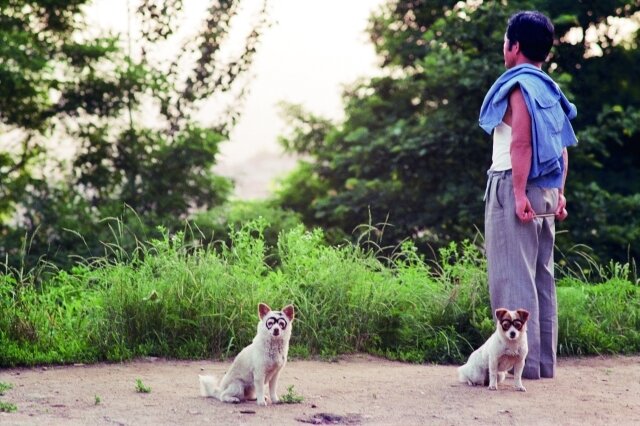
left=490, top=122, right=512, bottom=171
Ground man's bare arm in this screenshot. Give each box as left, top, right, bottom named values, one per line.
left=555, top=148, right=568, bottom=220
left=509, top=86, right=535, bottom=223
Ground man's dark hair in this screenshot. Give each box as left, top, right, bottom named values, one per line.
left=506, top=11, right=554, bottom=62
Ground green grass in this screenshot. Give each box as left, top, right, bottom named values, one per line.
left=280, top=385, right=304, bottom=404
left=135, top=379, right=151, bottom=393
left=0, top=220, right=638, bottom=367
left=0, top=401, right=17, bottom=413
left=0, top=382, right=12, bottom=395
left=0, top=381, right=16, bottom=413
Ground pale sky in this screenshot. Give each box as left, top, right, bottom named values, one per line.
left=86, top=0, right=387, bottom=167
left=220, top=0, right=387, bottom=165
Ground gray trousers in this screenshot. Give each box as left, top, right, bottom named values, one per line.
left=484, top=170, right=558, bottom=379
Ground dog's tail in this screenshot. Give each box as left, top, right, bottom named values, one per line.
left=457, top=365, right=469, bottom=384
left=198, top=375, right=220, bottom=398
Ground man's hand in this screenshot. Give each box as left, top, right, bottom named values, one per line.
left=515, top=193, right=535, bottom=222
left=555, top=193, right=568, bottom=221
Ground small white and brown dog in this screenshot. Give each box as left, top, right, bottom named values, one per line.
left=458, top=308, right=530, bottom=391
left=199, top=303, right=295, bottom=405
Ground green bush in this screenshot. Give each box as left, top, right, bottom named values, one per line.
left=558, top=277, right=640, bottom=355
left=192, top=200, right=303, bottom=265
left=0, top=221, right=638, bottom=367
left=0, top=268, right=100, bottom=365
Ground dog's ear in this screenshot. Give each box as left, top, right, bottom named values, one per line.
left=495, top=308, right=509, bottom=321
left=282, top=304, right=295, bottom=321
left=258, top=303, right=271, bottom=319
left=516, top=309, right=530, bottom=322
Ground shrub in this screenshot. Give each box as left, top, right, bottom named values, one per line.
left=0, top=221, right=638, bottom=366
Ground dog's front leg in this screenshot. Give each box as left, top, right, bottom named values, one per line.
left=488, top=358, right=499, bottom=390
left=254, top=371, right=268, bottom=406
left=513, top=358, right=527, bottom=392
left=268, top=368, right=282, bottom=404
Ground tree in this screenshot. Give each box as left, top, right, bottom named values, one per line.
left=276, top=0, right=640, bottom=264
left=0, top=0, right=267, bottom=268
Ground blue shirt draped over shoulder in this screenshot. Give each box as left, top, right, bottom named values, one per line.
left=479, top=64, right=578, bottom=188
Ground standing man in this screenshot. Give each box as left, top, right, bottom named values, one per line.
left=479, top=11, right=578, bottom=380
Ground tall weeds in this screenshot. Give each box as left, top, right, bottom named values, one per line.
left=0, top=220, right=638, bottom=367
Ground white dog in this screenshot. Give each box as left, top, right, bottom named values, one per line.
left=458, top=308, right=529, bottom=391
left=199, top=303, right=295, bottom=405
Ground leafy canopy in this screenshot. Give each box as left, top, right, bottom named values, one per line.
left=0, top=0, right=268, bottom=268
left=277, top=0, right=640, bottom=264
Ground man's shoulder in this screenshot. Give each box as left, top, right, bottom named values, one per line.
left=510, top=74, right=560, bottom=108
left=493, top=67, right=555, bottom=98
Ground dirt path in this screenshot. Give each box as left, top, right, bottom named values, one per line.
left=1, top=354, right=639, bottom=425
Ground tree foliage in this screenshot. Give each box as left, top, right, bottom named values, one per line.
left=277, top=0, right=640, bottom=264
left=0, top=0, right=267, bottom=268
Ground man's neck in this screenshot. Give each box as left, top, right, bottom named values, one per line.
left=514, top=57, right=543, bottom=69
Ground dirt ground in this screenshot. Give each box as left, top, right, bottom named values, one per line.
left=1, top=354, right=639, bottom=425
